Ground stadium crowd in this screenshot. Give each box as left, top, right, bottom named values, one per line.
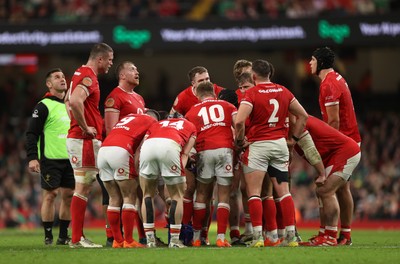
left=0, top=66, right=399, bottom=229
left=0, top=0, right=398, bottom=24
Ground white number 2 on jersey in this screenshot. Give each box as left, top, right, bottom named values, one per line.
left=268, top=99, right=279, bottom=123
left=198, top=105, right=225, bottom=125
left=160, top=120, right=184, bottom=130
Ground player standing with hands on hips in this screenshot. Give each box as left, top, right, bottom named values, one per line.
left=66, top=43, right=114, bottom=248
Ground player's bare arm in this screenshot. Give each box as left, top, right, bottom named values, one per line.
left=104, top=111, right=120, bottom=135
left=296, top=131, right=326, bottom=186
left=288, top=99, right=308, bottom=147
left=326, top=104, right=340, bottom=130
left=69, top=84, right=96, bottom=137
left=181, top=136, right=196, bottom=168
left=234, top=103, right=251, bottom=148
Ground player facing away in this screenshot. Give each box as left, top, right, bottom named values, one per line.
left=169, top=66, right=223, bottom=245
left=97, top=114, right=157, bottom=248
left=66, top=43, right=114, bottom=248
left=310, top=47, right=361, bottom=245
left=26, top=68, right=74, bottom=246
left=294, top=116, right=361, bottom=246
left=185, top=81, right=237, bottom=247
left=100, top=61, right=147, bottom=246
left=235, top=59, right=308, bottom=247
left=139, top=117, right=197, bottom=248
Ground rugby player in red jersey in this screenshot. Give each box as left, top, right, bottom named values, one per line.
left=139, top=117, right=197, bottom=248
left=66, top=43, right=113, bottom=248
left=169, top=66, right=224, bottom=245
left=235, top=59, right=308, bottom=247
left=310, top=47, right=361, bottom=245
left=294, top=116, right=361, bottom=246
left=186, top=81, right=237, bottom=247
left=230, top=61, right=254, bottom=244
left=97, top=114, right=157, bottom=248
left=99, top=61, right=147, bottom=246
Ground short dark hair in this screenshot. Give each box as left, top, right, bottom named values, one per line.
left=196, top=81, right=215, bottom=98
left=312, top=47, right=335, bottom=73
left=89, top=43, right=113, bottom=60
left=187, top=66, right=208, bottom=82
left=45, top=68, right=63, bottom=81
left=115, top=61, right=131, bottom=80
left=251, top=59, right=273, bottom=80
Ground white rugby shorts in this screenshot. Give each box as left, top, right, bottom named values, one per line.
left=242, top=138, right=289, bottom=173
left=196, top=148, right=233, bottom=186
left=97, top=146, right=135, bottom=181
left=325, top=152, right=361, bottom=181
left=139, top=138, right=186, bottom=185
left=66, top=138, right=101, bottom=169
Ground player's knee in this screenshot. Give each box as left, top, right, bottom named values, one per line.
left=43, top=189, right=58, bottom=202
left=74, top=170, right=97, bottom=185
left=61, top=189, right=74, bottom=203
left=316, top=185, right=335, bottom=198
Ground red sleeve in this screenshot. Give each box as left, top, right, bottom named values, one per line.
left=321, top=82, right=340, bottom=106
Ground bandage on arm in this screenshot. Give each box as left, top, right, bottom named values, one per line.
left=297, top=131, right=322, bottom=166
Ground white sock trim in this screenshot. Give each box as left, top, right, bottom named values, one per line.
left=107, top=206, right=120, bottom=211
left=122, top=203, right=136, bottom=210
left=194, top=202, right=206, bottom=209
left=276, top=193, right=291, bottom=202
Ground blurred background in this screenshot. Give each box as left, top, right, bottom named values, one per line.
left=0, top=0, right=399, bottom=229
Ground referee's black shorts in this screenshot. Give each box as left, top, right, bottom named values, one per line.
left=40, top=159, right=75, bottom=190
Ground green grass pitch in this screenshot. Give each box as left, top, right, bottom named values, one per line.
left=1, top=227, right=399, bottom=264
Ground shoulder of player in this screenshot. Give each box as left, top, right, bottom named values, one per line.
left=73, top=66, right=97, bottom=85
left=179, top=86, right=192, bottom=95
left=35, top=101, right=50, bottom=113
left=105, top=87, right=124, bottom=100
